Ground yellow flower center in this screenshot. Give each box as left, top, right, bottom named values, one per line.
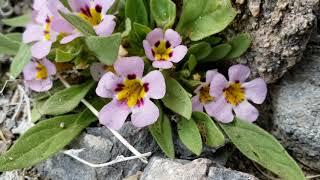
left=43, top=16, right=53, bottom=41
left=152, top=40, right=173, bottom=61
left=35, top=63, right=48, bottom=80
left=199, top=85, right=214, bottom=104
left=116, top=76, right=148, bottom=108
left=79, top=5, right=103, bottom=26
left=223, top=82, right=245, bottom=106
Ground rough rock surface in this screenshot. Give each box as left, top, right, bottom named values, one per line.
left=140, top=157, right=258, bottom=180
left=232, top=0, right=319, bottom=83
left=35, top=123, right=160, bottom=180
left=270, top=31, right=320, bottom=171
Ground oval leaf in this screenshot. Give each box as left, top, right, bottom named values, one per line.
left=162, top=76, right=192, bottom=119
left=188, top=42, right=212, bottom=60
left=1, top=13, right=32, bottom=27
left=10, top=44, right=32, bottom=78
left=0, top=33, right=21, bottom=55
left=149, top=103, right=175, bottom=158
left=192, top=112, right=225, bottom=148
left=201, top=43, right=232, bottom=62
left=41, top=81, right=95, bottom=115
left=125, top=0, right=148, bottom=26
left=0, top=110, right=96, bottom=171
left=178, top=116, right=202, bottom=156
left=220, top=118, right=305, bottom=180
left=225, top=33, right=251, bottom=59
left=59, top=11, right=96, bottom=36
left=150, top=0, right=176, bottom=29
left=176, top=0, right=237, bottom=41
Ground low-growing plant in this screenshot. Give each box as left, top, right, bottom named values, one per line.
left=0, top=0, right=305, bottom=179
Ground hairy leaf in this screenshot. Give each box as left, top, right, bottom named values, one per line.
left=10, top=44, right=32, bottom=78
left=0, top=33, right=21, bottom=55
left=162, top=76, right=192, bottom=119
left=220, top=118, right=305, bottom=180
left=1, top=13, right=32, bottom=27
left=178, top=116, right=202, bottom=155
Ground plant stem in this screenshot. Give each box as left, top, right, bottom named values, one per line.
left=57, top=74, right=149, bottom=164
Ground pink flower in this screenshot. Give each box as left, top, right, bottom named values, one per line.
left=24, top=0, right=73, bottom=59
left=61, top=0, right=116, bottom=44
left=192, top=70, right=219, bottom=113
left=23, top=58, right=56, bottom=92
left=208, top=65, right=267, bottom=123
left=96, top=57, right=166, bottom=130
left=143, top=28, right=188, bottom=69
left=90, top=62, right=115, bottom=81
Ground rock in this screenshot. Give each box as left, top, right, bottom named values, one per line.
left=35, top=122, right=160, bottom=180
left=231, top=0, right=319, bottom=83
left=270, top=34, right=320, bottom=170
left=140, top=157, right=257, bottom=180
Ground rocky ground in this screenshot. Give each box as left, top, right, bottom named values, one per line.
left=0, top=0, right=320, bottom=179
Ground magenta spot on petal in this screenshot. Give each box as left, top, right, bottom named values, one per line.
left=152, top=50, right=155, bottom=56
left=127, top=74, right=136, bottom=80
left=45, top=16, right=51, bottom=23
left=165, top=41, right=171, bottom=48
left=115, top=83, right=125, bottom=91
left=137, top=99, right=144, bottom=107
left=154, top=41, right=160, bottom=47
left=169, top=52, right=173, bottom=57
left=235, top=80, right=240, bottom=83
left=143, top=83, right=149, bottom=92
left=95, top=5, right=102, bottom=13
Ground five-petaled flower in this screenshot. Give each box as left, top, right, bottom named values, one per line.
left=208, top=64, right=267, bottom=123
left=192, top=70, right=219, bottom=113
left=96, top=57, right=166, bottom=130
left=23, top=58, right=56, bottom=92
left=24, top=0, right=73, bottom=59
left=143, top=28, right=188, bottom=69
left=61, top=0, right=116, bottom=44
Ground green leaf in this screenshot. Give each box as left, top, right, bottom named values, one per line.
left=0, top=109, right=97, bottom=171
left=178, top=116, right=202, bottom=155
left=149, top=102, right=175, bottom=158
left=187, top=54, right=197, bottom=72
left=225, top=33, right=251, bottom=59
left=121, top=18, right=132, bottom=38
left=41, top=81, right=95, bottom=115
left=31, top=99, right=46, bottom=123
left=188, top=42, right=212, bottom=60
left=150, top=0, right=176, bottom=29
left=55, top=45, right=82, bottom=62
left=10, top=44, right=32, bottom=78
left=1, top=13, right=32, bottom=27
left=85, top=33, right=121, bottom=65
left=192, top=112, right=225, bottom=148
left=6, top=33, right=22, bottom=42
left=59, top=11, right=96, bottom=36
left=0, top=33, right=21, bottom=55
left=176, top=0, right=237, bottom=41
left=201, top=43, right=232, bottom=62
left=58, top=0, right=72, bottom=11
left=162, top=76, right=192, bottom=119
left=125, top=0, right=149, bottom=26
left=127, top=23, right=151, bottom=55
left=220, top=118, right=305, bottom=180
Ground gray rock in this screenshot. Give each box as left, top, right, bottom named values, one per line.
left=35, top=122, right=159, bottom=180
left=270, top=36, right=320, bottom=170
left=140, top=157, right=257, bottom=180
left=231, top=0, right=319, bottom=83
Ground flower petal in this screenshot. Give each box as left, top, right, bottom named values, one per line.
left=90, top=63, right=107, bottom=81
left=94, top=15, right=116, bottom=36
left=205, top=69, right=218, bottom=84
left=169, top=45, right=188, bottom=63
left=234, top=100, right=259, bottom=122
left=94, top=0, right=115, bottom=14
left=131, top=99, right=159, bottom=128
left=31, top=41, right=52, bottom=59
left=146, top=28, right=164, bottom=45
left=164, top=29, right=182, bottom=47
left=68, top=0, right=87, bottom=12
left=23, top=62, right=37, bottom=81
left=209, top=73, right=228, bottom=97
left=228, top=64, right=250, bottom=83
left=152, top=61, right=173, bottom=69
left=51, top=18, right=74, bottom=33
left=33, top=0, right=46, bottom=11
left=143, top=40, right=155, bottom=61
left=192, top=95, right=203, bottom=112
left=142, top=70, right=166, bottom=99
left=23, top=24, right=43, bottom=43
left=25, top=78, right=53, bottom=92
left=42, top=58, right=56, bottom=75
left=99, top=100, right=131, bottom=130
left=60, top=32, right=83, bottom=44
left=114, top=57, right=144, bottom=78
left=206, top=96, right=234, bottom=123
left=96, top=72, right=120, bottom=98
left=243, top=78, right=267, bottom=104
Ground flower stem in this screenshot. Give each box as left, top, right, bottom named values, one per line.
left=57, top=74, right=149, bottom=164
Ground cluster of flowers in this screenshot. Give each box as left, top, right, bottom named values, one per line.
left=22, top=0, right=267, bottom=131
